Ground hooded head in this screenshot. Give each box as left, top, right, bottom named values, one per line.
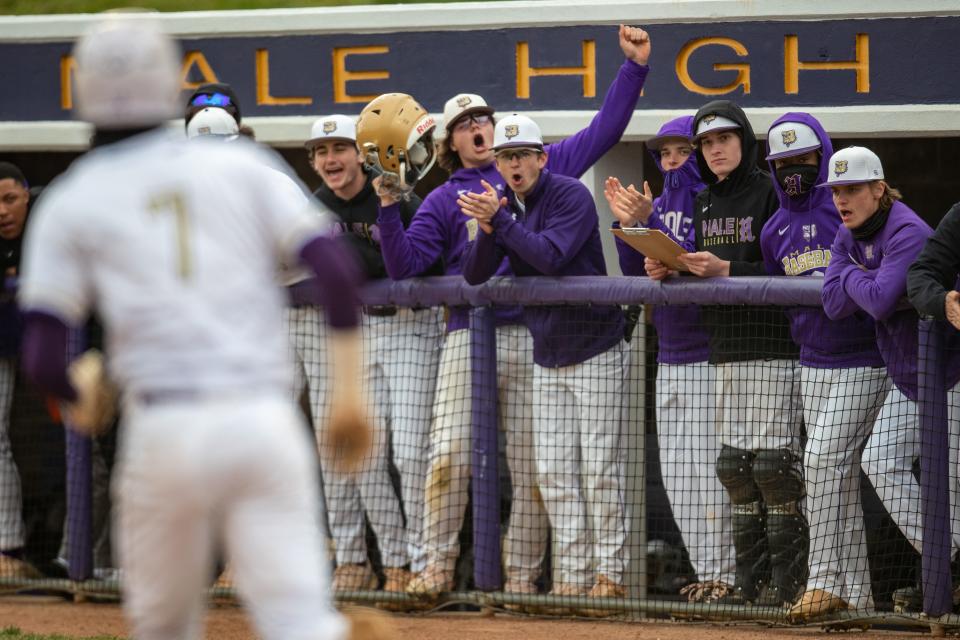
left=691, top=100, right=758, bottom=190
left=765, top=113, right=834, bottom=212
left=645, top=115, right=701, bottom=188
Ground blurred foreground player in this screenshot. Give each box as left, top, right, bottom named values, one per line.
left=18, top=14, right=377, bottom=640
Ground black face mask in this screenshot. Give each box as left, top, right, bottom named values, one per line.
left=775, top=164, right=819, bottom=198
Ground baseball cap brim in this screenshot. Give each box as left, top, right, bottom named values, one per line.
left=816, top=177, right=874, bottom=188
left=493, top=142, right=543, bottom=153
left=766, top=143, right=822, bottom=161
left=445, top=106, right=495, bottom=131
left=304, top=136, right=356, bottom=149
left=645, top=134, right=692, bottom=151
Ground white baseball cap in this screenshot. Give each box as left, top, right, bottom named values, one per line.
left=186, top=107, right=239, bottom=140
left=73, top=14, right=181, bottom=128
left=766, top=122, right=821, bottom=161
left=492, top=114, right=543, bottom=152
left=819, top=146, right=884, bottom=187
left=304, top=114, right=357, bottom=149
left=693, top=114, right=741, bottom=141
left=442, top=93, right=494, bottom=131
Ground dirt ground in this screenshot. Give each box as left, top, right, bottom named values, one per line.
left=0, top=596, right=949, bottom=639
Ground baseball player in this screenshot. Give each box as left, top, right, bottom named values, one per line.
left=646, top=101, right=806, bottom=608
left=0, top=162, right=43, bottom=581
left=460, top=114, right=629, bottom=607
left=375, top=25, right=652, bottom=600
left=756, top=116, right=891, bottom=618
left=822, top=146, right=960, bottom=613
left=607, top=116, right=736, bottom=603
left=305, top=113, right=444, bottom=597
left=18, top=15, right=369, bottom=640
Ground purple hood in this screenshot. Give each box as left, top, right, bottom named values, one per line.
left=766, top=112, right=834, bottom=213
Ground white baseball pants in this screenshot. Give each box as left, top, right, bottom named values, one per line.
left=115, top=393, right=348, bottom=640
left=801, top=365, right=890, bottom=609
left=656, top=362, right=735, bottom=585
left=287, top=306, right=407, bottom=569
left=716, top=359, right=804, bottom=454
left=422, top=324, right=549, bottom=585
left=535, top=341, right=629, bottom=587
left=362, top=308, right=443, bottom=572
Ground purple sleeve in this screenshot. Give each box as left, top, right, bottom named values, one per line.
left=543, top=61, right=648, bottom=179
left=298, top=235, right=361, bottom=329
left=822, top=236, right=874, bottom=320
left=760, top=225, right=784, bottom=276
left=613, top=223, right=647, bottom=276
left=21, top=311, right=77, bottom=402
left=839, top=227, right=929, bottom=322
left=461, top=228, right=504, bottom=285
left=377, top=198, right=448, bottom=279
left=490, top=187, right=596, bottom=275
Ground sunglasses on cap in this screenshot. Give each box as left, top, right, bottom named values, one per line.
left=452, top=113, right=492, bottom=133
left=190, top=92, right=234, bottom=108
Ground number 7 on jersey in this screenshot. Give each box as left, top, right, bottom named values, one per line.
left=148, top=192, right=192, bottom=280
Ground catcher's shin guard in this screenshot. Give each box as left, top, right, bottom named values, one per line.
left=753, top=449, right=808, bottom=606
left=716, top=446, right=769, bottom=603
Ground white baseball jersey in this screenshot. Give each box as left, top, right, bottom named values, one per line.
left=19, top=131, right=332, bottom=398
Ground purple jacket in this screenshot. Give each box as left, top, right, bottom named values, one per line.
left=760, top=112, right=883, bottom=369
left=615, top=115, right=710, bottom=364
left=379, top=60, right=649, bottom=332
left=462, top=170, right=624, bottom=368
left=822, top=200, right=960, bottom=400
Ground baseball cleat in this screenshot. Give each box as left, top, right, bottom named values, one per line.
left=405, top=564, right=453, bottom=598
left=333, top=563, right=377, bottom=593
left=787, top=588, right=849, bottom=621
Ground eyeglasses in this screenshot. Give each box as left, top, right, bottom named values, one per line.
left=190, top=92, right=234, bottom=108
left=495, top=149, right=540, bottom=163
left=452, top=113, right=492, bottom=133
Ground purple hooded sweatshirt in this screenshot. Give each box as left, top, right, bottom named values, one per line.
left=614, top=115, right=710, bottom=364
left=461, top=169, right=623, bottom=368
left=378, top=60, right=649, bottom=332
left=760, top=113, right=884, bottom=369
left=822, top=200, right=960, bottom=400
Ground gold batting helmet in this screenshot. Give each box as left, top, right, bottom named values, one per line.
left=356, top=93, right=437, bottom=189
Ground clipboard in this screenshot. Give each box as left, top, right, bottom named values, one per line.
left=611, top=227, right=688, bottom=271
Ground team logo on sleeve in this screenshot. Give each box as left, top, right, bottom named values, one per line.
left=781, top=129, right=797, bottom=147
left=504, top=124, right=520, bottom=139
left=834, top=160, right=848, bottom=177
left=322, top=120, right=337, bottom=134
left=457, top=96, right=472, bottom=108
left=466, top=218, right=479, bottom=242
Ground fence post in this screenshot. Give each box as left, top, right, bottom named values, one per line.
left=65, top=328, right=93, bottom=582
left=918, top=318, right=952, bottom=616
left=469, top=306, right=501, bottom=590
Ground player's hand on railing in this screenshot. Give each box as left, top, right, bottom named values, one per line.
left=619, top=24, right=651, bottom=66
left=678, top=251, right=731, bottom=278
left=946, top=290, right=960, bottom=331
left=457, top=180, right=504, bottom=234
left=644, top=257, right=675, bottom=281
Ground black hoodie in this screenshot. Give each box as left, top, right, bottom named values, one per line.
left=692, top=100, right=797, bottom=363
left=314, top=170, right=443, bottom=279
